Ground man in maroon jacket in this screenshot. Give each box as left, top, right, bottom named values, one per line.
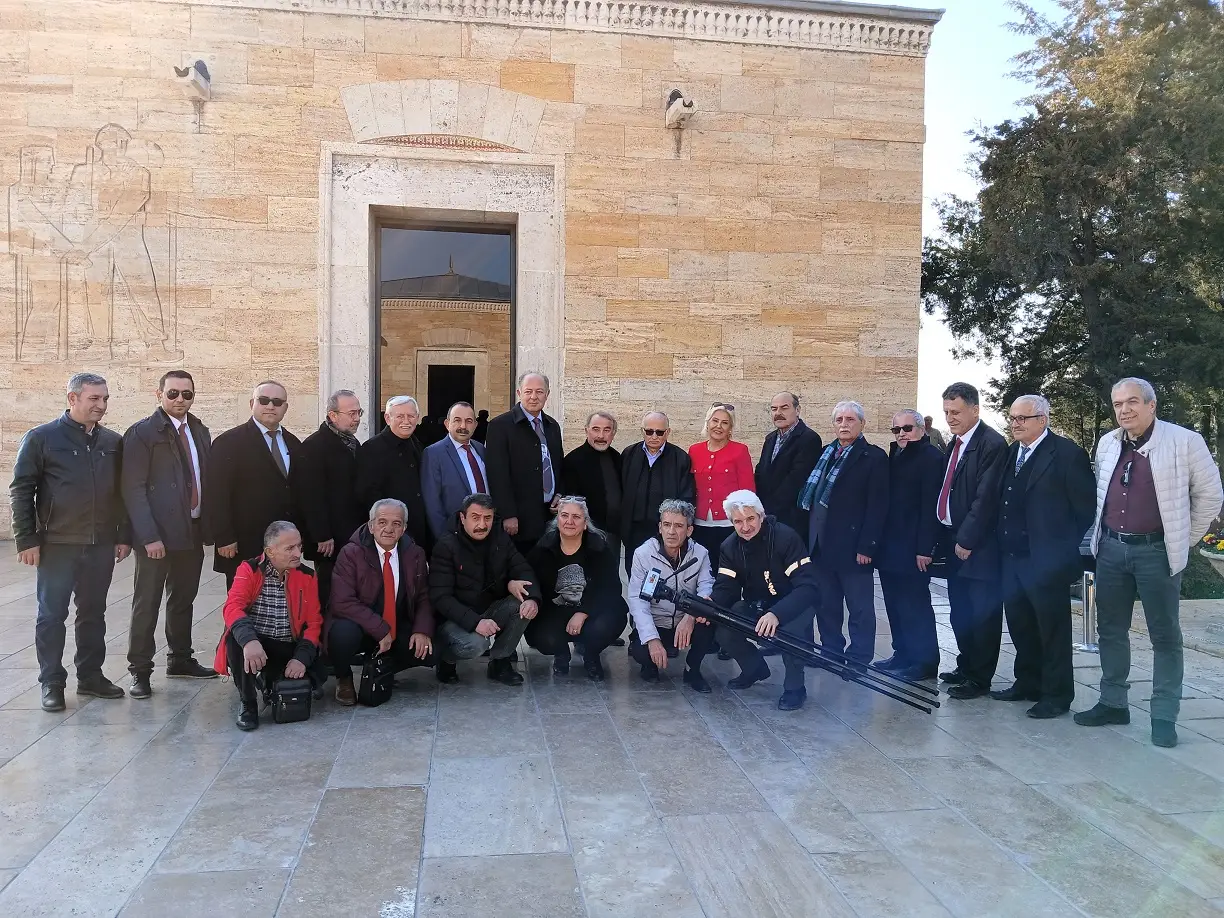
left=325, top=498, right=435, bottom=705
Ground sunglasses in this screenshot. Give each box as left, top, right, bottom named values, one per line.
left=256, top=396, right=286, bottom=407
left=164, top=389, right=194, bottom=401
left=643, top=428, right=667, bottom=437
left=890, top=424, right=915, bottom=434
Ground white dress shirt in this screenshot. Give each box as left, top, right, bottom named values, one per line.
left=169, top=415, right=203, bottom=519
left=938, top=420, right=981, bottom=526
left=254, top=419, right=291, bottom=474
left=1015, top=427, right=1049, bottom=469
left=449, top=436, right=487, bottom=493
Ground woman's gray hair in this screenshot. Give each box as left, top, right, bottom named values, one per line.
left=385, top=395, right=419, bottom=414
left=1111, top=377, right=1156, bottom=404
left=368, top=498, right=409, bottom=523
left=723, top=489, right=765, bottom=518
left=1014, top=394, right=1051, bottom=417
left=547, top=496, right=605, bottom=539
left=263, top=520, right=299, bottom=548
left=658, top=499, right=696, bottom=527
left=892, top=409, right=925, bottom=429
left=67, top=372, right=106, bottom=394
left=832, top=400, right=866, bottom=424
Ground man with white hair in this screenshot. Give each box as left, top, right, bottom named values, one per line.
left=620, top=410, right=696, bottom=576
left=1077, top=378, right=1222, bottom=747
left=356, top=395, right=430, bottom=551
left=992, top=395, right=1095, bottom=719
left=711, top=489, right=819, bottom=710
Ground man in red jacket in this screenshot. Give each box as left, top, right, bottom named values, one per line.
left=215, top=521, right=323, bottom=731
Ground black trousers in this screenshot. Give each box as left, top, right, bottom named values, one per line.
left=623, top=522, right=658, bottom=576
left=692, top=525, right=732, bottom=567
left=1001, top=554, right=1075, bottom=708
left=128, top=543, right=205, bottom=677
left=327, top=617, right=435, bottom=675
left=878, top=569, right=939, bottom=669
left=941, top=529, right=1003, bottom=689
left=513, top=503, right=555, bottom=558
left=717, top=602, right=811, bottom=692
left=526, top=601, right=628, bottom=659
left=314, top=556, right=335, bottom=613
left=813, top=559, right=877, bottom=664
left=226, top=631, right=299, bottom=708
left=628, top=621, right=714, bottom=671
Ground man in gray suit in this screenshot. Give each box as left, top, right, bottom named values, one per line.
left=422, top=401, right=489, bottom=544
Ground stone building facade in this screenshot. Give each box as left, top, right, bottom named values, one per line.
left=0, top=0, right=939, bottom=530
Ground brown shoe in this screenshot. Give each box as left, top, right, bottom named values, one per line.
left=335, top=675, right=357, bottom=706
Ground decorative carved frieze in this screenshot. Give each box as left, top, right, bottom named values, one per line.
left=382, top=298, right=512, bottom=313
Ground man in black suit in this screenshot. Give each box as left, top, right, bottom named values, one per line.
left=936, top=382, right=1008, bottom=700
left=992, top=395, right=1095, bottom=717
left=756, top=392, right=823, bottom=534
left=205, top=380, right=301, bottom=590
left=355, top=395, right=430, bottom=551
left=562, top=411, right=623, bottom=560
left=122, top=370, right=217, bottom=698
left=485, top=372, right=564, bottom=556
left=294, top=389, right=365, bottom=609
left=619, top=411, right=696, bottom=575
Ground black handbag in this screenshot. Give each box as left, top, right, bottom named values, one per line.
left=358, top=651, right=395, bottom=707
left=271, top=677, right=313, bottom=724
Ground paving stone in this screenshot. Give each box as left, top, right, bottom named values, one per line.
left=328, top=701, right=435, bottom=787
left=814, top=850, right=953, bottom=918
left=119, top=868, right=289, bottom=917
left=418, top=854, right=584, bottom=918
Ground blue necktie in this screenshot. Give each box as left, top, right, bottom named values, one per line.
left=533, top=417, right=555, bottom=501
left=1015, top=444, right=1030, bottom=474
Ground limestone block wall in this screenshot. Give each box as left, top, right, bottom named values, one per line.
left=0, top=0, right=935, bottom=532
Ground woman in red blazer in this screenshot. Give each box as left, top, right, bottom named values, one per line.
left=688, top=403, right=755, bottom=561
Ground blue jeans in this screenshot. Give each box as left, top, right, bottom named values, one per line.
left=36, top=543, right=117, bottom=686
left=1095, top=537, right=1183, bottom=722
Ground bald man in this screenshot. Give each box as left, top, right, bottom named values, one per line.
left=620, top=411, right=696, bottom=576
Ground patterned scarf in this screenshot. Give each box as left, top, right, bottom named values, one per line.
left=797, top=438, right=858, bottom=511
left=327, top=419, right=359, bottom=455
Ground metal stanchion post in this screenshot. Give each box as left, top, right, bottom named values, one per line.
left=1075, top=571, right=1099, bottom=653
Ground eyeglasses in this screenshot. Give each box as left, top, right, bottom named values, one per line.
left=890, top=424, right=915, bottom=434
left=335, top=408, right=364, bottom=418
left=710, top=403, right=736, bottom=412
left=164, top=389, right=194, bottom=401
left=1008, top=414, right=1043, bottom=423
left=643, top=428, right=667, bottom=437
left=256, top=396, right=287, bottom=407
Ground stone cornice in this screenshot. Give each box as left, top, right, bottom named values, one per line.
left=382, top=298, right=511, bottom=313
left=152, top=0, right=941, bottom=57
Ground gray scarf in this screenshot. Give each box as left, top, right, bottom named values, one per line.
left=327, top=419, right=358, bottom=455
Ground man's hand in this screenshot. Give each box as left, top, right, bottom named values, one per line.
left=954, top=543, right=972, bottom=561
left=242, top=640, right=267, bottom=674
left=518, top=599, right=539, bottom=620
left=566, top=611, right=588, bottom=636
left=916, top=554, right=932, bottom=573
left=115, top=544, right=132, bottom=562
left=675, top=614, right=695, bottom=650
left=647, top=638, right=668, bottom=669
left=317, top=539, right=335, bottom=557
left=218, top=542, right=238, bottom=559
left=17, top=547, right=40, bottom=567
left=503, top=517, right=519, bottom=536
left=409, top=632, right=432, bottom=659
left=508, top=579, right=532, bottom=601
left=549, top=496, right=560, bottom=513
left=856, top=553, right=872, bottom=566
left=377, top=632, right=394, bottom=655
left=283, top=659, right=306, bottom=679
left=144, top=540, right=166, bottom=560
left=475, top=618, right=500, bottom=638
left=755, top=611, right=780, bottom=638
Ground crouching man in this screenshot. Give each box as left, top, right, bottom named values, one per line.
left=326, top=499, right=434, bottom=705
left=429, top=494, right=541, bottom=686
left=626, top=499, right=715, bottom=692
left=214, top=521, right=323, bottom=730
left=712, top=490, right=820, bottom=711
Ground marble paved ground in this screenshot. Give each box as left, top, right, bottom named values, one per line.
left=2, top=553, right=1224, bottom=916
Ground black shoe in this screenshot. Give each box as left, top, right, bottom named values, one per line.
left=41, top=684, right=66, bottom=712
left=236, top=705, right=259, bottom=731
left=640, top=662, right=660, bottom=682
left=436, top=661, right=459, bottom=684
left=875, top=656, right=901, bottom=671
left=165, top=659, right=218, bottom=679
left=728, top=661, right=770, bottom=690
left=666, top=646, right=679, bottom=659
left=584, top=657, right=605, bottom=682
left=553, top=651, right=571, bottom=676
left=77, top=675, right=125, bottom=699
left=777, top=688, right=807, bottom=711
left=946, top=682, right=989, bottom=700
left=683, top=667, right=711, bottom=693
left=1073, top=702, right=1130, bottom=727
left=509, top=650, right=520, bottom=663
left=312, top=686, right=324, bottom=701
left=129, top=675, right=152, bottom=700
left=897, top=665, right=939, bottom=682
left=758, top=643, right=782, bottom=657
left=939, top=669, right=969, bottom=685
left=718, top=649, right=733, bottom=661
left=487, top=659, right=524, bottom=687
left=1152, top=719, right=1178, bottom=748
left=1027, top=701, right=1069, bottom=719
left=611, top=637, right=626, bottom=648
left=990, top=685, right=1041, bottom=702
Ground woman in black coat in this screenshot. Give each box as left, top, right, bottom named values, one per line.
left=525, top=497, right=628, bottom=681
left=875, top=411, right=945, bottom=680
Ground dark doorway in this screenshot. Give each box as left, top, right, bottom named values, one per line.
left=428, top=363, right=476, bottom=421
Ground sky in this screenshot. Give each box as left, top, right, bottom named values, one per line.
left=917, top=0, right=1061, bottom=427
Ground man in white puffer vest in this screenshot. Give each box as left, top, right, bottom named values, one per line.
left=1078, top=377, right=1222, bottom=748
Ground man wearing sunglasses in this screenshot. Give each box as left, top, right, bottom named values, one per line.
left=619, top=411, right=696, bottom=576
left=204, top=380, right=302, bottom=590
left=121, top=370, right=217, bottom=698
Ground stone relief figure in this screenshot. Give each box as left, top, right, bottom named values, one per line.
left=6, top=123, right=179, bottom=362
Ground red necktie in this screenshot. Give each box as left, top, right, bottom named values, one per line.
left=937, top=437, right=961, bottom=523
left=462, top=443, right=486, bottom=493
left=178, top=423, right=199, bottom=511
left=382, top=550, right=397, bottom=641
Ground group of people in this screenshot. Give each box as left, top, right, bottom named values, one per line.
left=10, top=369, right=1221, bottom=745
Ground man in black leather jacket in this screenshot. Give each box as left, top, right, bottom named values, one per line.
left=9, top=372, right=132, bottom=712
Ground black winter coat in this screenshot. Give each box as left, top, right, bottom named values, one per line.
left=10, top=413, right=131, bottom=551
left=711, top=516, right=818, bottom=625
left=204, top=419, right=301, bottom=575
left=809, top=438, right=890, bottom=569
left=755, top=420, right=823, bottom=534
left=485, top=404, right=565, bottom=543
left=620, top=442, right=696, bottom=530
left=561, top=442, right=623, bottom=533
left=527, top=528, right=625, bottom=619
left=876, top=436, right=944, bottom=573
left=121, top=408, right=211, bottom=552
left=355, top=426, right=429, bottom=551
left=942, top=423, right=1008, bottom=581
left=295, top=423, right=363, bottom=559
left=428, top=526, right=540, bottom=632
